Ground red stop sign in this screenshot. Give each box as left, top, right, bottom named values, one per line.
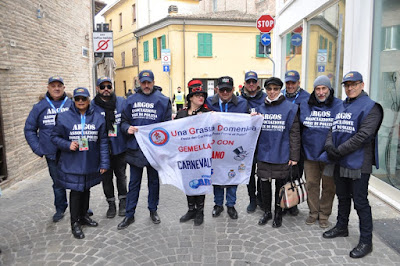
left=257, top=15, right=275, bottom=33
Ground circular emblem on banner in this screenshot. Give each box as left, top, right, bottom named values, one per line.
left=189, top=179, right=200, bottom=189
left=228, top=169, right=236, bottom=178
left=149, top=128, right=169, bottom=146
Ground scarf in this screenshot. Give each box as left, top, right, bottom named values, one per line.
left=94, top=93, right=116, bottom=132
left=285, top=87, right=300, bottom=98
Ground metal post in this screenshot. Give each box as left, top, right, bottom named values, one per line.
left=264, top=46, right=275, bottom=77
left=334, top=14, right=343, bottom=97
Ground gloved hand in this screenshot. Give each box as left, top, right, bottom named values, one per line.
left=325, top=145, right=341, bottom=161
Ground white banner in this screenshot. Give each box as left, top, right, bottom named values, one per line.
left=134, top=112, right=263, bottom=195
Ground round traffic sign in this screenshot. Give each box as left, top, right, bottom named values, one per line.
left=260, top=33, right=271, bottom=46
left=257, top=15, right=275, bottom=33
left=291, top=34, right=302, bottom=47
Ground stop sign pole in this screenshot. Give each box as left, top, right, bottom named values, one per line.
left=257, top=15, right=275, bottom=76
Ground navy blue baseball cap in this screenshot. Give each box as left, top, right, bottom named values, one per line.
left=73, top=87, right=90, bottom=98
left=342, top=71, right=363, bottom=84
left=245, top=71, right=258, bottom=81
left=285, top=70, right=300, bottom=82
left=97, top=76, right=112, bottom=86
left=139, top=70, right=154, bottom=82
left=48, top=76, right=64, bottom=84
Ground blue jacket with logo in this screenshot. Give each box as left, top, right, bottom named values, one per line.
left=206, top=94, right=249, bottom=113
left=91, top=96, right=127, bottom=156
left=24, top=93, right=72, bottom=160
left=300, top=91, right=342, bottom=161
left=239, top=89, right=267, bottom=111
left=121, top=88, right=172, bottom=151
left=283, top=88, right=310, bottom=106
left=51, top=104, right=110, bottom=191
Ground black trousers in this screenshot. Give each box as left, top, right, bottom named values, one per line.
left=335, top=167, right=372, bottom=244
left=70, top=190, right=90, bottom=224
left=260, top=178, right=287, bottom=211
left=102, top=152, right=127, bottom=201
left=246, top=163, right=262, bottom=202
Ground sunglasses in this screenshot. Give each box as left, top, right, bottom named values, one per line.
left=99, top=84, right=112, bottom=90
left=74, top=96, right=88, bottom=102
left=266, top=87, right=281, bottom=91
left=246, top=80, right=257, bottom=84
left=219, top=88, right=233, bottom=93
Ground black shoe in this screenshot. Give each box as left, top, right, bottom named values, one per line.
left=150, top=211, right=161, bottom=224
left=117, top=216, right=135, bottom=230
left=288, top=206, right=299, bottom=216
left=212, top=205, right=224, bottom=217
left=227, top=206, right=238, bottom=219
left=322, top=226, right=349, bottom=239
left=349, top=242, right=373, bottom=258
left=194, top=211, right=204, bottom=226
left=258, top=211, right=272, bottom=225
left=80, top=216, right=98, bottom=227
left=71, top=222, right=85, bottom=239
left=118, top=198, right=126, bottom=217
left=87, top=209, right=94, bottom=216
left=53, top=211, right=65, bottom=223
left=180, top=210, right=197, bottom=223
left=272, top=207, right=282, bottom=228
left=106, top=201, right=116, bottom=218
left=246, top=199, right=257, bottom=213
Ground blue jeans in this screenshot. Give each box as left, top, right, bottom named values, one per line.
left=335, top=169, right=373, bottom=244
left=46, top=157, right=68, bottom=214
left=125, top=164, right=160, bottom=218
left=213, top=185, right=237, bottom=207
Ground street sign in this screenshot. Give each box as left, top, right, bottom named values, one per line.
left=163, top=65, right=170, bottom=72
left=291, top=34, right=302, bottom=47
left=317, top=49, right=327, bottom=64
left=260, top=33, right=271, bottom=46
left=161, top=49, right=171, bottom=65
left=257, top=15, right=275, bottom=33
left=93, top=31, right=113, bottom=57
left=318, top=65, right=326, bottom=72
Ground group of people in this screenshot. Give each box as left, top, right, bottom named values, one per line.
left=24, top=68, right=382, bottom=259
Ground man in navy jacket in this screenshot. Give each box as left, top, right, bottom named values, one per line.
left=206, top=76, right=249, bottom=220
left=24, top=76, right=72, bottom=222
left=92, top=77, right=127, bottom=219
left=239, top=71, right=266, bottom=213
left=117, top=70, right=172, bottom=230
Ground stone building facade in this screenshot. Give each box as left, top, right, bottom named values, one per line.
left=0, top=0, right=104, bottom=187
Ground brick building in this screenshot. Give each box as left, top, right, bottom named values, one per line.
left=0, top=0, right=106, bottom=187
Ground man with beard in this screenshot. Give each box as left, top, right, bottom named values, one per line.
left=118, top=70, right=172, bottom=229
left=92, top=77, right=128, bottom=218
left=239, top=71, right=266, bottom=213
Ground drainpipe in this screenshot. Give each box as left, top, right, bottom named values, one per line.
left=134, top=33, right=140, bottom=89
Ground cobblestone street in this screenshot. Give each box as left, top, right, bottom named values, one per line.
left=0, top=166, right=399, bottom=265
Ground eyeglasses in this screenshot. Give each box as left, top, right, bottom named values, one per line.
left=99, top=84, right=112, bottom=90
left=191, top=87, right=203, bottom=92
left=246, top=80, right=257, bottom=84
left=266, top=87, right=280, bottom=91
left=343, top=82, right=362, bottom=89
left=219, top=88, right=233, bottom=93
left=74, top=96, right=88, bottom=102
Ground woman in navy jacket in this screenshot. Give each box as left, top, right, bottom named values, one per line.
left=51, top=87, right=109, bottom=239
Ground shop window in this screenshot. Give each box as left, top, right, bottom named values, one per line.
left=121, top=51, right=125, bottom=67
left=383, top=25, right=400, bottom=50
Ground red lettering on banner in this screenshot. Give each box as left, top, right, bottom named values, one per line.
left=217, top=140, right=234, bottom=145
left=178, top=143, right=212, bottom=152
left=212, top=151, right=225, bottom=159
left=218, top=125, right=223, bottom=131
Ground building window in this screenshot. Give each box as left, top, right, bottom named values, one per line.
left=132, top=48, right=138, bottom=66
left=384, top=25, right=400, bottom=50
left=121, top=51, right=125, bottom=67
left=109, top=19, right=112, bottom=31
left=119, top=13, right=122, bottom=30
left=161, top=35, right=166, bottom=49
left=328, top=41, right=333, bottom=62
left=123, top=81, right=127, bottom=95
left=144, top=41, right=149, bottom=62
left=198, top=33, right=212, bottom=57
left=256, top=35, right=266, bottom=58
left=132, top=4, right=136, bottom=23
left=153, top=38, right=158, bottom=59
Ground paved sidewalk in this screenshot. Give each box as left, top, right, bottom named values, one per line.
left=0, top=167, right=400, bottom=266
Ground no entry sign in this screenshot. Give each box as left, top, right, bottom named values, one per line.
left=93, top=32, right=113, bottom=56
left=257, top=15, right=275, bottom=33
